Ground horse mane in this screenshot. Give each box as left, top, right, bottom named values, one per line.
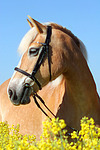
left=44, top=22, right=88, bottom=60
left=18, top=21, right=87, bottom=60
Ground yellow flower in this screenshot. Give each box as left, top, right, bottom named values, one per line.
left=59, top=119, right=66, bottom=129
left=71, top=131, right=79, bottom=139
left=0, top=117, right=100, bottom=149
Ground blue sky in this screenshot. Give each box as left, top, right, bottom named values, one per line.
left=0, top=0, right=100, bottom=95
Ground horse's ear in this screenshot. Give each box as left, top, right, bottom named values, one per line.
left=27, top=15, right=46, bottom=33
left=27, top=19, right=34, bottom=28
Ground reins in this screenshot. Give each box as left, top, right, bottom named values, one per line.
left=33, top=91, right=56, bottom=119
left=14, top=26, right=78, bottom=136
left=32, top=91, right=77, bottom=136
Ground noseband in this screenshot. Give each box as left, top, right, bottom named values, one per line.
left=15, top=26, right=52, bottom=90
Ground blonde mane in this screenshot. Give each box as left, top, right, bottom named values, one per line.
left=18, top=27, right=38, bottom=55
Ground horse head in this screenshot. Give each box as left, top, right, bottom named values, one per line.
left=8, top=16, right=71, bottom=105
left=8, top=16, right=87, bottom=106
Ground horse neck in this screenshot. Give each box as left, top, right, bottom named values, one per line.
left=38, top=70, right=100, bottom=129
left=62, top=54, right=100, bottom=126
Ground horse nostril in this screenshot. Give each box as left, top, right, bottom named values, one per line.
left=8, top=89, right=18, bottom=101
left=8, top=89, right=13, bottom=99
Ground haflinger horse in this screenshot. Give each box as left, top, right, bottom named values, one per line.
left=0, top=16, right=100, bottom=140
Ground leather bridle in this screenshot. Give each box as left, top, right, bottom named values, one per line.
left=14, top=26, right=77, bottom=136
left=15, top=26, right=52, bottom=90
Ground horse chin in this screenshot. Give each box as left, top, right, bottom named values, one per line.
left=20, top=96, right=30, bottom=105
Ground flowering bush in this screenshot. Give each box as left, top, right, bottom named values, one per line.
left=0, top=117, right=100, bottom=149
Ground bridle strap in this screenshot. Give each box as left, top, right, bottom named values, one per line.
left=14, top=67, right=42, bottom=89
left=44, top=26, right=52, bottom=81
left=31, top=45, right=47, bottom=76
left=33, top=92, right=56, bottom=118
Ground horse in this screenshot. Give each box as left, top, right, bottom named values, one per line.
left=0, top=16, right=100, bottom=140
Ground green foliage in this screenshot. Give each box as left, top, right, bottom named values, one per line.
left=0, top=117, right=100, bottom=149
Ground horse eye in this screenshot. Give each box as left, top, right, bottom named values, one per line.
left=29, top=47, right=40, bottom=56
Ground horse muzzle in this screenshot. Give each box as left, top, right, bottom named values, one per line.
left=8, top=82, right=31, bottom=105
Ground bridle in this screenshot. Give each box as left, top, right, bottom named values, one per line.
left=15, top=26, right=52, bottom=90
left=14, top=26, right=77, bottom=136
